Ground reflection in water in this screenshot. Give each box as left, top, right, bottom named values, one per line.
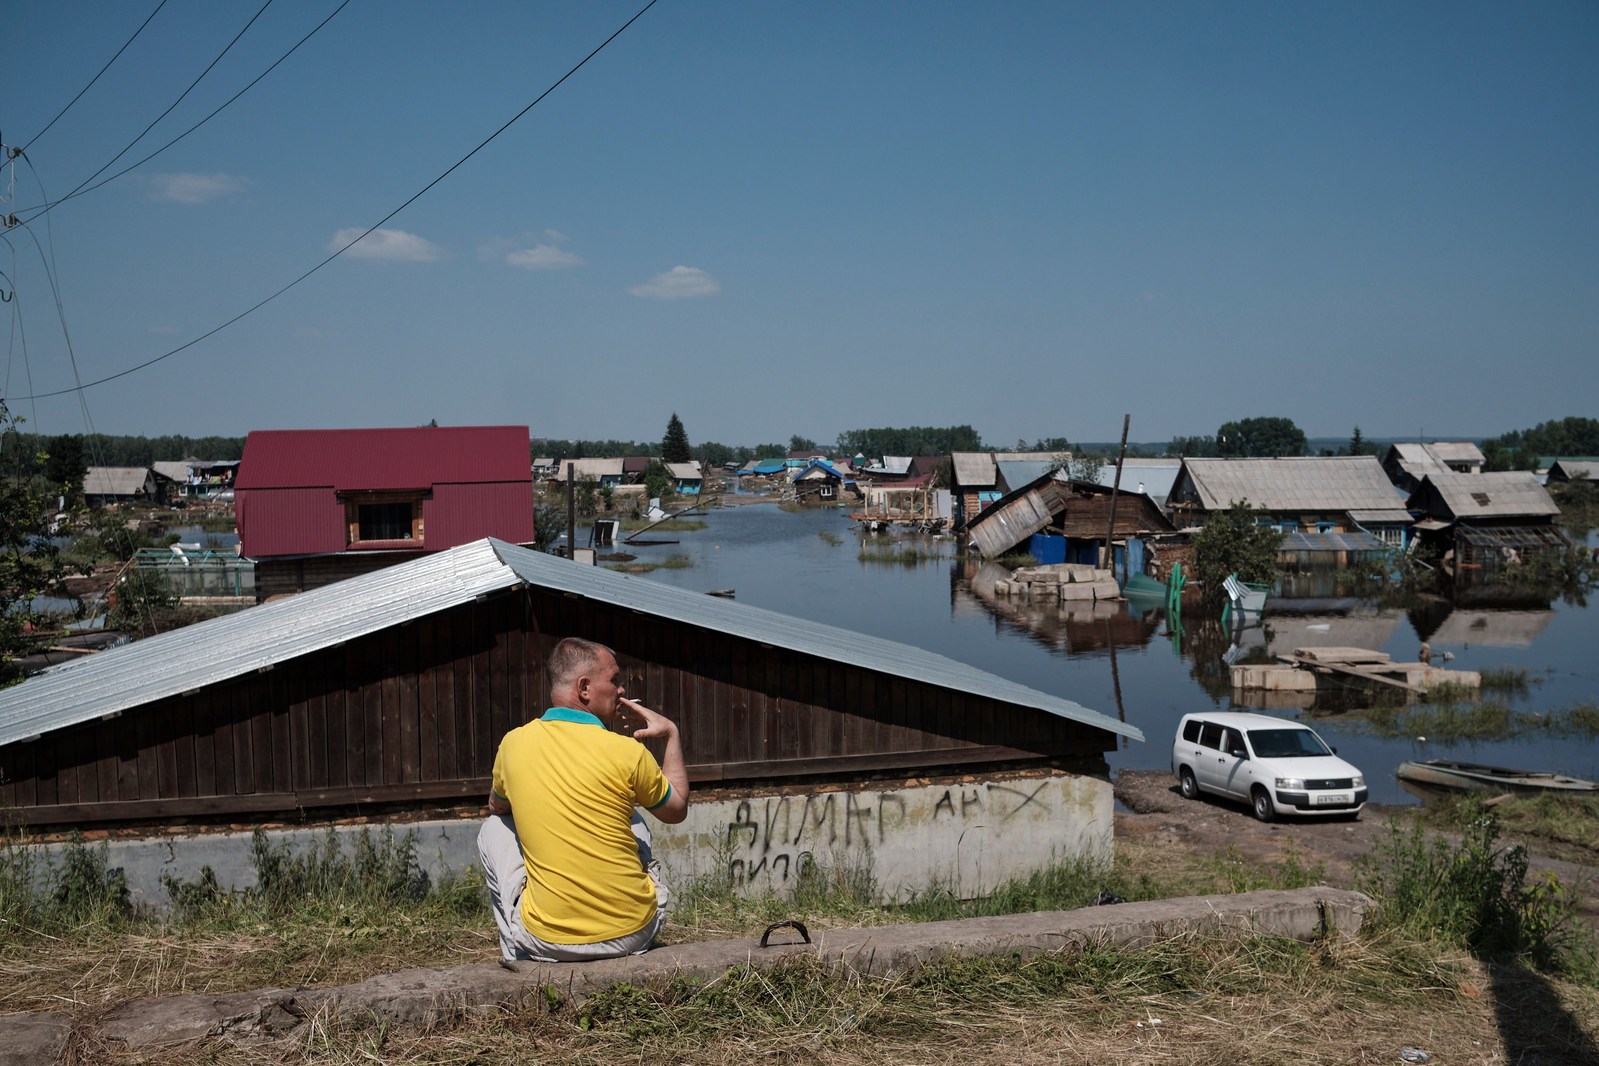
left=950, top=558, right=1160, bottom=657
left=626, top=503, right=1599, bottom=800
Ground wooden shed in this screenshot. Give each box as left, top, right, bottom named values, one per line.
left=0, top=539, right=1138, bottom=828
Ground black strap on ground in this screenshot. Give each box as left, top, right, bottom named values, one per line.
left=759, top=920, right=811, bottom=948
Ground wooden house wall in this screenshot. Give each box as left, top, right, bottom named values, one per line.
left=1058, top=495, right=1167, bottom=539
left=0, top=586, right=1115, bottom=827
left=256, top=553, right=425, bottom=599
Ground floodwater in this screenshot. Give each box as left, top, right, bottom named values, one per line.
left=616, top=502, right=1599, bottom=806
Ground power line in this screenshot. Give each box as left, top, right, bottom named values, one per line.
left=21, top=0, right=170, bottom=153
left=13, top=0, right=664, bottom=403
left=18, top=0, right=352, bottom=220
left=31, top=0, right=275, bottom=223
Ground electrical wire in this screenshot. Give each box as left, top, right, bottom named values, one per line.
left=20, top=0, right=170, bottom=153
left=18, top=0, right=351, bottom=220
left=29, top=0, right=274, bottom=224
left=13, top=0, right=663, bottom=403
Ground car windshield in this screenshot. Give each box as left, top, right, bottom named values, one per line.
left=1247, top=727, right=1331, bottom=759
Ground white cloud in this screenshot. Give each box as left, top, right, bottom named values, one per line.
left=329, top=227, right=443, bottom=262
left=506, top=244, right=585, bottom=270
left=629, top=265, right=720, bottom=300
left=147, top=172, right=248, bottom=203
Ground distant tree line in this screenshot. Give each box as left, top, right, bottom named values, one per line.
left=1482, top=417, right=1599, bottom=471
left=834, top=425, right=984, bottom=458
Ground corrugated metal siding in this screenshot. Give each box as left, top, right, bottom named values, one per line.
left=235, top=426, right=531, bottom=490
left=426, top=482, right=535, bottom=547
left=237, top=486, right=347, bottom=557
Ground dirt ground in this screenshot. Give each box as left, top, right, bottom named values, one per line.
left=1113, top=769, right=1599, bottom=930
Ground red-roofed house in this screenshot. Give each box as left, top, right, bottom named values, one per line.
left=236, top=425, right=535, bottom=597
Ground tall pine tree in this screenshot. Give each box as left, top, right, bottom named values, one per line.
left=661, top=413, right=693, bottom=463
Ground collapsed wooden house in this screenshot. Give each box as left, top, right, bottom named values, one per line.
left=962, top=472, right=1174, bottom=572
left=0, top=539, right=1139, bottom=828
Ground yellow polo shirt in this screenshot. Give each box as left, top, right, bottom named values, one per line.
left=490, top=708, right=673, bottom=944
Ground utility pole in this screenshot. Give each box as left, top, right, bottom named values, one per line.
left=1104, top=414, right=1130, bottom=576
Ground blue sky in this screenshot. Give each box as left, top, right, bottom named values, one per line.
left=3, top=1, right=1595, bottom=449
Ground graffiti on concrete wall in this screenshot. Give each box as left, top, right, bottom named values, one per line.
left=723, top=779, right=1054, bottom=886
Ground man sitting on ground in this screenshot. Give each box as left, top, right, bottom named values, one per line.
left=478, top=637, right=689, bottom=961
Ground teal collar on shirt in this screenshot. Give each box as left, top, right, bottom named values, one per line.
left=541, top=706, right=604, bottom=728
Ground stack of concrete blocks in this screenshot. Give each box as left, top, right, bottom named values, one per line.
left=993, top=563, right=1120, bottom=603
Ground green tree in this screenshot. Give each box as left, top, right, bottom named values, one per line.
left=1190, top=502, right=1283, bottom=603
left=661, top=414, right=693, bottom=464
left=835, top=425, right=984, bottom=457
left=42, top=434, right=86, bottom=497
left=788, top=435, right=818, bottom=453
left=574, top=475, right=599, bottom=516
left=1346, top=426, right=1375, bottom=457
left=1216, top=417, right=1306, bottom=457
left=0, top=404, right=77, bottom=681
left=643, top=459, right=673, bottom=502
left=1166, top=434, right=1218, bottom=457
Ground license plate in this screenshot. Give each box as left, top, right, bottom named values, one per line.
left=1314, top=794, right=1349, bottom=806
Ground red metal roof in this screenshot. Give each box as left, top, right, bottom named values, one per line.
left=236, top=426, right=535, bottom=558
left=235, top=426, right=532, bottom=490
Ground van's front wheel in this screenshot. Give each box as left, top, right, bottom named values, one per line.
left=1252, top=786, right=1276, bottom=822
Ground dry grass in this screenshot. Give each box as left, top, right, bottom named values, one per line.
left=80, top=935, right=1599, bottom=1066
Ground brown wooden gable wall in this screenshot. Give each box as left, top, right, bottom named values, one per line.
left=1, top=586, right=1114, bottom=826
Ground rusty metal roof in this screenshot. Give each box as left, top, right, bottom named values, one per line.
left=0, top=539, right=1141, bottom=750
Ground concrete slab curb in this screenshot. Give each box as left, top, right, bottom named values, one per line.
left=0, top=886, right=1370, bottom=1061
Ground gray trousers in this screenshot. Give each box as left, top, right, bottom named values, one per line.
left=477, top=811, right=670, bottom=962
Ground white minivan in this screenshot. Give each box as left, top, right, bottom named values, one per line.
left=1171, top=711, right=1366, bottom=821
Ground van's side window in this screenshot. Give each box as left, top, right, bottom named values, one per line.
left=1199, top=722, right=1223, bottom=749
left=1223, top=728, right=1245, bottom=755
left=1183, top=720, right=1202, bottom=743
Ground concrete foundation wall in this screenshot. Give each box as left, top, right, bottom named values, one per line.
left=654, top=770, right=1113, bottom=903
left=22, top=771, right=1112, bottom=911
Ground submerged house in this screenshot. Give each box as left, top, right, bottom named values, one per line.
left=236, top=425, right=535, bottom=598
left=0, top=538, right=1139, bottom=896
left=1406, top=471, right=1566, bottom=581
left=964, top=472, right=1173, bottom=573
left=1168, top=457, right=1413, bottom=566
left=791, top=459, right=858, bottom=505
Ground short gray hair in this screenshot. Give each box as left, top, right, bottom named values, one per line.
left=548, top=637, right=611, bottom=692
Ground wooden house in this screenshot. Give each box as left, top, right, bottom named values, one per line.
left=546, top=457, right=625, bottom=489
left=1405, top=471, right=1567, bottom=580
left=792, top=459, right=858, bottom=506
left=1546, top=460, right=1598, bottom=484
left=1169, top=457, right=1413, bottom=565
left=667, top=461, right=704, bottom=495
left=0, top=538, right=1139, bottom=829
left=235, top=425, right=535, bottom=598
left=1382, top=442, right=1485, bottom=492
left=951, top=452, right=1000, bottom=529
left=964, top=472, right=1174, bottom=572
left=83, top=466, right=157, bottom=507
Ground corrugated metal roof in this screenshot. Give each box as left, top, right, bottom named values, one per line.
left=551, top=458, right=625, bottom=481
left=151, top=461, right=192, bottom=482
left=1180, top=457, right=1409, bottom=513
left=235, top=426, right=531, bottom=490
left=84, top=466, right=153, bottom=496
left=1549, top=460, right=1598, bottom=482
left=1425, top=442, right=1484, bottom=465
left=0, top=540, right=515, bottom=749
left=0, top=538, right=1140, bottom=750
left=952, top=452, right=996, bottom=486
left=666, top=462, right=702, bottom=480
left=1417, top=471, right=1560, bottom=519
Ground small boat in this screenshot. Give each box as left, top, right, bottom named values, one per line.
left=1396, top=759, right=1599, bottom=799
